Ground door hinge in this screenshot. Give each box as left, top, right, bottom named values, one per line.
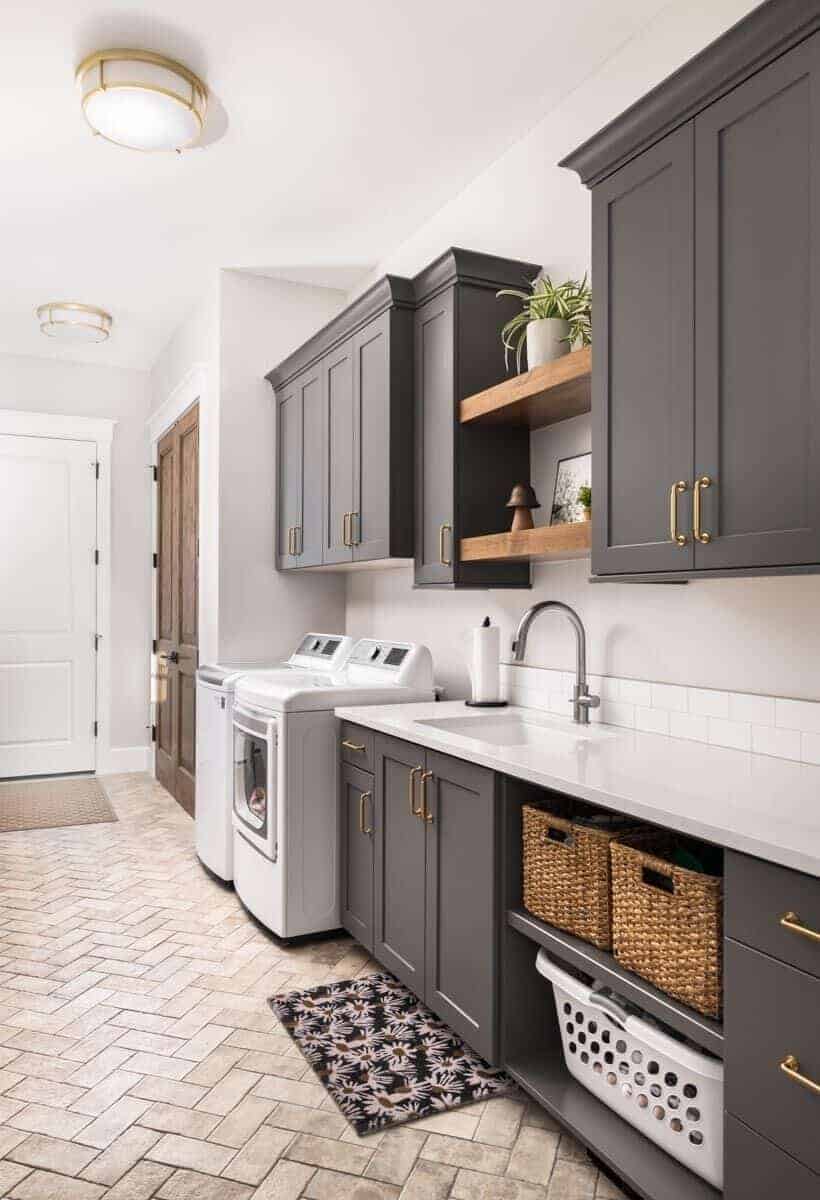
left=94, top=462, right=100, bottom=479
left=152, top=638, right=158, bottom=654
left=152, top=552, right=158, bottom=569
left=93, top=633, right=102, bottom=652
left=152, top=465, right=158, bottom=482
left=93, top=720, right=98, bottom=738
left=151, top=724, right=157, bottom=743
left=94, top=549, right=100, bottom=566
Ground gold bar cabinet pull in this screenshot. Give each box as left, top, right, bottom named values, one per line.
left=340, top=739, right=365, bottom=753
left=780, top=1055, right=820, bottom=1097
left=342, top=512, right=350, bottom=548
left=408, top=766, right=423, bottom=817
left=350, top=512, right=360, bottom=546
left=669, top=481, right=688, bottom=547
left=358, top=791, right=373, bottom=836
left=693, top=475, right=712, bottom=543
left=420, top=770, right=434, bottom=823
left=780, top=911, right=820, bottom=943
left=439, top=522, right=452, bottom=567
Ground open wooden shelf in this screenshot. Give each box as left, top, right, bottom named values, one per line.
left=460, top=520, right=591, bottom=565
left=459, top=347, right=591, bottom=429
left=505, top=1049, right=720, bottom=1200
left=508, top=907, right=724, bottom=1058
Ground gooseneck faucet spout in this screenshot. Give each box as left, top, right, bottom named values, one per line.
left=511, top=601, right=600, bottom=725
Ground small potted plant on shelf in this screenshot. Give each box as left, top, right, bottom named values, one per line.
left=577, top=485, right=592, bottom=522
left=497, top=274, right=592, bottom=372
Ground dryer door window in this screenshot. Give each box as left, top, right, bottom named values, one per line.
left=233, top=725, right=269, bottom=842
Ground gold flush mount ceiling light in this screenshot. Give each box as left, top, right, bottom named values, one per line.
left=36, top=302, right=112, bottom=344
left=76, top=49, right=207, bottom=152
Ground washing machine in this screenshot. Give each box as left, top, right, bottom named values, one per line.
left=195, top=633, right=353, bottom=881
left=231, top=638, right=434, bottom=938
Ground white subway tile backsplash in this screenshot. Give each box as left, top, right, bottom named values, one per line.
left=669, top=712, right=709, bottom=742
left=505, top=663, right=819, bottom=768
left=650, top=683, right=689, bottom=713
left=708, top=717, right=751, bottom=752
left=728, top=692, right=776, bottom=726
left=689, top=688, right=730, bottom=719
left=751, top=725, right=802, bottom=761
left=776, top=698, right=820, bottom=735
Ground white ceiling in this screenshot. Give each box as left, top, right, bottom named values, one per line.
left=0, top=1, right=672, bottom=371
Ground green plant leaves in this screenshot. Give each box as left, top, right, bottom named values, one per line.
left=497, top=273, right=592, bottom=369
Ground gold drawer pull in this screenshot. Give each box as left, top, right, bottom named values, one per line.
left=669, top=481, right=688, bottom=547
left=420, top=770, right=434, bottom=823
left=780, top=1055, right=820, bottom=1096
left=408, top=766, right=423, bottom=817
left=693, top=475, right=712, bottom=544
left=439, top=522, right=452, bottom=567
left=341, top=739, right=366, bottom=753
left=358, top=790, right=373, bottom=835
left=780, top=911, right=820, bottom=943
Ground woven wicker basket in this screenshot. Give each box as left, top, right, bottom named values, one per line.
left=522, top=804, right=639, bottom=950
left=611, top=836, right=723, bottom=1018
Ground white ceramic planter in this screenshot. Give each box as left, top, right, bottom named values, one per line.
left=526, top=317, right=571, bottom=368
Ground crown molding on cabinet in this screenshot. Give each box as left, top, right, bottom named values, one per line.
left=560, top=0, right=820, bottom=187
left=412, top=246, right=540, bottom=306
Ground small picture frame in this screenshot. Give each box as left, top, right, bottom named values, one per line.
left=550, top=452, right=591, bottom=525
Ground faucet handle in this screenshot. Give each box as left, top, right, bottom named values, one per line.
left=576, top=693, right=600, bottom=710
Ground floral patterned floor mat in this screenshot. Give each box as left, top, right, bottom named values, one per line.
left=269, top=971, right=511, bottom=1135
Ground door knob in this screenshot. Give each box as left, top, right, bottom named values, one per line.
left=168, top=650, right=179, bottom=664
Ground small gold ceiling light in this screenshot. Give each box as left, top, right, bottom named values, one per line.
left=36, top=302, right=112, bottom=344
left=76, top=49, right=207, bottom=152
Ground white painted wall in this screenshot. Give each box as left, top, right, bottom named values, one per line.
left=0, top=353, right=152, bottom=753
left=346, top=0, right=820, bottom=705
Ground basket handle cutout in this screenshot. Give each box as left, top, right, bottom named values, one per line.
left=588, top=989, right=628, bottom=1029
left=642, top=865, right=675, bottom=894
left=543, top=826, right=573, bottom=847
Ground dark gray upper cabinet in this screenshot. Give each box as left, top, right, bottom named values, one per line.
left=269, top=276, right=415, bottom=569
left=694, top=35, right=820, bottom=570
left=591, top=125, right=694, bottom=575
left=413, top=248, right=540, bottom=589
left=564, top=4, right=820, bottom=580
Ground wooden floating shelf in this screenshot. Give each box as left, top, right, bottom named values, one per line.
left=460, top=521, right=591, bottom=565
left=508, top=907, right=724, bottom=1057
left=459, top=347, right=591, bottom=429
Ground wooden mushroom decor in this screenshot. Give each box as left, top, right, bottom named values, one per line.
left=506, top=483, right=540, bottom=532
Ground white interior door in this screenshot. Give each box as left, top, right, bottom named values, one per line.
left=0, top=434, right=97, bottom=777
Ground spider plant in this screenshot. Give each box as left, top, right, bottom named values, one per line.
left=497, top=274, right=592, bottom=372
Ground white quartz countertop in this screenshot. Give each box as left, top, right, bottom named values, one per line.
left=334, top=700, right=820, bottom=877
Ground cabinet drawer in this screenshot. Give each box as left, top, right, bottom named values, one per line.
left=339, top=723, right=374, bottom=772
left=725, top=939, right=820, bottom=1172
left=725, top=851, right=820, bottom=978
left=725, top=1115, right=818, bottom=1200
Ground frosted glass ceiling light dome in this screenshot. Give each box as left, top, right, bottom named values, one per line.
left=76, top=49, right=207, bottom=152
left=36, top=302, right=112, bottom=344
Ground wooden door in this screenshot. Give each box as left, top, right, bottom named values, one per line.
left=414, top=291, right=455, bottom=584
left=277, top=381, right=302, bottom=569
left=424, top=751, right=497, bottom=1061
left=322, top=341, right=355, bottom=564
left=0, top=435, right=97, bottom=777
left=156, top=403, right=199, bottom=815
left=694, top=34, right=820, bottom=570
left=591, top=123, right=695, bottom=575
left=340, top=762, right=375, bottom=952
left=373, top=734, right=427, bottom=994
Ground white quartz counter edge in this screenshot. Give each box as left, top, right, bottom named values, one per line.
left=335, top=701, right=820, bottom=878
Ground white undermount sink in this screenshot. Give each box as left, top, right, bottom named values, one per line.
left=415, top=711, right=611, bottom=749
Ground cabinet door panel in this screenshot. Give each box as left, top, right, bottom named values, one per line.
left=373, top=736, right=427, bottom=993
left=277, top=383, right=302, bottom=569
left=415, top=292, right=455, bottom=584
left=424, top=752, right=497, bottom=1061
left=592, top=123, right=694, bottom=574
left=300, top=370, right=323, bottom=567
left=340, top=762, right=374, bottom=953
left=353, top=313, right=390, bottom=562
left=695, top=35, right=820, bottom=569
left=322, top=340, right=354, bottom=564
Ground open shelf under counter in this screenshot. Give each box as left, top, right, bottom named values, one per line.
left=460, top=520, right=590, bottom=565
left=505, top=1049, right=720, bottom=1200
left=508, top=907, right=724, bottom=1058
left=459, top=347, right=591, bottom=429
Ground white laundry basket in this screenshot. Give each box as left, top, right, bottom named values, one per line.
left=536, top=949, right=723, bottom=1188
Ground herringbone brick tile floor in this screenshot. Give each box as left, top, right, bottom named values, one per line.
left=0, top=772, right=627, bottom=1199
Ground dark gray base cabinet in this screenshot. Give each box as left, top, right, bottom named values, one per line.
left=570, top=13, right=820, bottom=580
left=339, top=727, right=498, bottom=1063
left=725, top=1116, right=818, bottom=1200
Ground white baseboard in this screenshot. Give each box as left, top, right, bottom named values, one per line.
left=98, top=745, right=153, bottom=775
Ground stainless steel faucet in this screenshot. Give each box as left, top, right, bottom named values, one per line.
left=511, top=601, right=600, bottom=725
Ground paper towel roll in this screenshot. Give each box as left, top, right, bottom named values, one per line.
left=470, top=618, right=500, bottom=703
